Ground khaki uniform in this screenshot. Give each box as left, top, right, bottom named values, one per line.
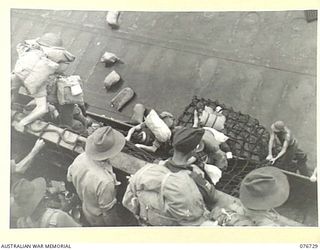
left=67, top=153, right=119, bottom=226
left=17, top=208, right=80, bottom=228
left=273, top=129, right=308, bottom=175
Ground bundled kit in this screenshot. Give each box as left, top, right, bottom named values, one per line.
left=56, top=75, right=84, bottom=105
left=110, top=87, right=135, bottom=111
left=14, top=50, right=59, bottom=95
left=144, top=109, right=172, bottom=143
left=104, top=70, right=121, bottom=90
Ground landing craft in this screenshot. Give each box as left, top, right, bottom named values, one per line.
left=11, top=93, right=317, bottom=227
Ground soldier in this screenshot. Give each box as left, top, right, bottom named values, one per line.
left=266, top=121, right=309, bottom=176
left=212, top=167, right=290, bottom=226
left=126, top=109, right=175, bottom=153
left=12, top=33, right=75, bottom=132
left=11, top=139, right=46, bottom=188
left=161, top=127, right=217, bottom=209
left=11, top=178, right=80, bottom=228
left=123, top=127, right=217, bottom=226
left=67, top=126, right=127, bottom=226
left=191, top=106, right=231, bottom=173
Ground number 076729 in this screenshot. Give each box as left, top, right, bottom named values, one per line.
left=300, top=244, right=319, bottom=248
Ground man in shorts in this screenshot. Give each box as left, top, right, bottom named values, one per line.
left=266, top=120, right=309, bottom=176
left=12, top=33, right=75, bottom=132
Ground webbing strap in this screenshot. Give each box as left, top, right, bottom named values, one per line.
left=159, top=172, right=172, bottom=209
left=131, top=164, right=155, bottom=196
left=210, top=114, right=218, bottom=128
left=202, top=112, right=209, bottom=126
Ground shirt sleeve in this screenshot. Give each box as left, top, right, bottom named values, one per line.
left=96, top=181, right=117, bottom=212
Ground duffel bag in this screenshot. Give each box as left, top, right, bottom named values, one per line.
left=144, top=109, right=171, bottom=143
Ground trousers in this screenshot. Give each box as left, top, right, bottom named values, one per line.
left=274, top=142, right=309, bottom=176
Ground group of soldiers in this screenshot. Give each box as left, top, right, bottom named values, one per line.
left=10, top=33, right=315, bottom=228
left=11, top=124, right=295, bottom=227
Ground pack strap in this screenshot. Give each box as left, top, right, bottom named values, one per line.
left=159, top=172, right=172, bottom=209
left=204, top=112, right=218, bottom=128
left=210, top=114, right=218, bottom=127
left=202, top=112, right=210, bottom=126
left=131, top=164, right=155, bottom=195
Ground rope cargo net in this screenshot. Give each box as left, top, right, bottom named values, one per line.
left=177, top=96, right=270, bottom=197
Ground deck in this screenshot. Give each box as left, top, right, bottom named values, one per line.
left=11, top=9, right=317, bottom=170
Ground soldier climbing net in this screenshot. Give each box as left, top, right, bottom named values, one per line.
left=177, top=96, right=270, bottom=197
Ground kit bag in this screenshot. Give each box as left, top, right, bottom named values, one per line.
left=110, top=87, right=135, bottom=111
left=144, top=109, right=172, bottom=143
left=130, top=103, right=146, bottom=125
left=104, top=70, right=121, bottom=90
left=56, top=75, right=84, bottom=105
left=200, top=110, right=226, bottom=131
left=123, top=164, right=208, bottom=226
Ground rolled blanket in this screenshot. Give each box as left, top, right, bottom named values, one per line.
left=144, top=109, right=172, bottom=143
left=40, top=45, right=75, bottom=64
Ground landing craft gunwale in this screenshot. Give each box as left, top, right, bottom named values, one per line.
left=10, top=93, right=316, bottom=227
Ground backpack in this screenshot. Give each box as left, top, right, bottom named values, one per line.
left=56, top=75, right=84, bottom=105
left=122, top=164, right=209, bottom=226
